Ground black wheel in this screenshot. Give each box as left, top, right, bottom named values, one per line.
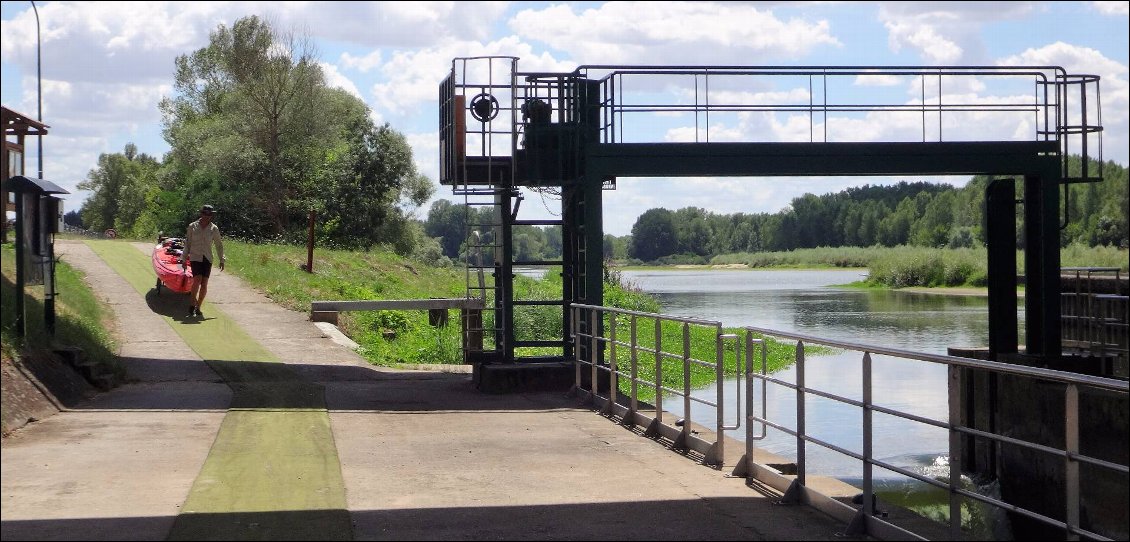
left=156, top=277, right=162, bottom=295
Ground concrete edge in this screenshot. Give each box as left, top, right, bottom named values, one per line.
left=313, top=322, right=360, bottom=350
left=311, top=322, right=471, bottom=374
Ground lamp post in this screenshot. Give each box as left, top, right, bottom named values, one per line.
left=31, top=0, right=43, bottom=179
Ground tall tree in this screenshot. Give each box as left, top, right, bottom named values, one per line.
left=77, top=143, right=159, bottom=235
left=159, top=16, right=431, bottom=248
left=629, top=208, right=678, bottom=261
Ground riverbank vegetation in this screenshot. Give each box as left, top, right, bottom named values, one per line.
left=705, top=243, right=1129, bottom=288
left=604, top=157, right=1126, bottom=265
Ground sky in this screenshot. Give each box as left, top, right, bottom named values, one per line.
left=2, top=1, right=1128, bottom=236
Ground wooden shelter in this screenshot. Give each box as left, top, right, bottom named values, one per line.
left=3, top=105, right=49, bottom=242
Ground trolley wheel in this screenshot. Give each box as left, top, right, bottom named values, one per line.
left=156, top=277, right=162, bottom=295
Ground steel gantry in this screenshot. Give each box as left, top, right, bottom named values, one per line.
left=437, top=58, right=1103, bottom=388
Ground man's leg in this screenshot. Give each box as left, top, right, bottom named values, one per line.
left=196, top=277, right=210, bottom=315
left=190, top=276, right=203, bottom=315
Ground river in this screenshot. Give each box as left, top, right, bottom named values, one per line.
left=618, top=268, right=1026, bottom=482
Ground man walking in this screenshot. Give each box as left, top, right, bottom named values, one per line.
left=182, top=204, right=225, bottom=318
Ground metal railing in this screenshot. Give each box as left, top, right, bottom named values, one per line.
left=569, top=303, right=753, bottom=467
left=574, top=65, right=1102, bottom=180
left=740, top=326, right=1128, bottom=541
left=568, top=302, right=1129, bottom=540
left=1061, top=267, right=1128, bottom=377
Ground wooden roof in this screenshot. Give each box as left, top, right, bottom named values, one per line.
left=2, top=105, right=49, bottom=137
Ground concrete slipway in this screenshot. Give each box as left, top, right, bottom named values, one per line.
left=1, top=239, right=863, bottom=541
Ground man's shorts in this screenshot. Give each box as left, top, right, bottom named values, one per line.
left=190, top=257, right=212, bottom=278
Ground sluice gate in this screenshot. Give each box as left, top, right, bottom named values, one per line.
left=437, top=57, right=1105, bottom=377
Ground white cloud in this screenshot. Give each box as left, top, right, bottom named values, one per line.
left=1091, top=1, right=1130, bottom=16
left=340, top=50, right=383, bottom=73
left=877, top=2, right=1036, bottom=64
left=272, top=1, right=511, bottom=47
left=319, top=62, right=364, bottom=100
left=999, top=42, right=1129, bottom=163
left=367, top=36, right=572, bottom=117
left=854, top=73, right=904, bottom=87
left=885, top=21, right=963, bottom=64
left=509, top=2, right=841, bottom=64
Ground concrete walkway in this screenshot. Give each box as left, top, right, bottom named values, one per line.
left=1, top=239, right=861, bottom=541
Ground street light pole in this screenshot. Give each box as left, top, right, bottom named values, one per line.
left=31, top=0, right=43, bottom=179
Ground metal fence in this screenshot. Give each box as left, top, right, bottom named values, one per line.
left=569, top=303, right=1129, bottom=541
left=1061, top=267, right=1128, bottom=377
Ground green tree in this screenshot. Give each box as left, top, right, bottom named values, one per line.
left=629, top=208, right=678, bottom=261
left=77, top=143, right=160, bottom=235
left=910, top=191, right=955, bottom=247
left=425, top=199, right=470, bottom=259
left=159, top=15, right=431, bottom=248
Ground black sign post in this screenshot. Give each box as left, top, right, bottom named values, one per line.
left=2, top=175, right=67, bottom=338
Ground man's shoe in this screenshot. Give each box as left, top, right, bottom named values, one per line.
left=196, top=307, right=204, bottom=318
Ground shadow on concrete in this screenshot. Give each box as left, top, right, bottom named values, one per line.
left=144, top=286, right=198, bottom=324
left=1, top=497, right=876, bottom=541
left=62, top=355, right=581, bottom=414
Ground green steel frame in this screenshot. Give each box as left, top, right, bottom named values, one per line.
left=438, top=58, right=1103, bottom=370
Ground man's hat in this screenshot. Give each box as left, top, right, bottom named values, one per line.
left=201, top=204, right=215, bottom=214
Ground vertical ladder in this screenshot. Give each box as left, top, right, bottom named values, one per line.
left=459, top=186, right=504, bottom=363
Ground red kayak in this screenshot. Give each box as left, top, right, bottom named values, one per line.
left=153, top=236, right=193, bottom=294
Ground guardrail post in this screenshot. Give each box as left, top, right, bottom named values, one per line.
left=1065, top=383, right=1080, bottom=541
left=677, top=322, right=691, bottom=451
left=796, top=340, right=806, bottom=487
left=590, top=308, right=599, bottom=403
left=572, top=305, right=581, bottom=394
left=706, top=328, right=725, bottom=466
left=606, top=313, right=618, bottom=414
left=948, top=364, right=963, bottom=540
left=653, top=319, right=663, bottom=428
left=735, top=330, right=753, bottom=479
left=863, top=352, right=874, bottom=518
left=629, top=314, right=638, bottom=421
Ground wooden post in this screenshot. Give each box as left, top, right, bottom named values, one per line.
left=305, top=209, right=316, bottom=273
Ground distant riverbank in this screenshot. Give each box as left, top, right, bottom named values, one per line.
left=613, top=263, right=1034, bottom=297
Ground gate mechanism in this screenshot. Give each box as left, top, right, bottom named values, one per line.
left=438, top=57, right=1103, bottom=386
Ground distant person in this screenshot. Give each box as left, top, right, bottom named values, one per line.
left=182, top=204, right=225, bottom=318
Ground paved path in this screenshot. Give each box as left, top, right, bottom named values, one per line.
left=1, top=239, right=861, bottom=541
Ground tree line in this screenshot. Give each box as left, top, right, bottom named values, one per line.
left=73, top=16, right=433, bottom=255
left=419, top=156, right=1126, bottom=266
left=619, top=157, right=1127, bottom=264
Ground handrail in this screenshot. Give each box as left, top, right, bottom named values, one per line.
left=742, top=325, right=1127, bottom=392
left=740, top=327, right=1128, bottom=541
left=569, top=303, right=733, bottom=467
left=566, top=302, right=1128, bottom=540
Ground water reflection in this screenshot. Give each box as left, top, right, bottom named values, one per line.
left=619, top=268, right=1024, bottom=479
left=623, top=269, right=1014, bottom=354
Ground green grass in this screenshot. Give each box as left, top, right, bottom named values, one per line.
left=2, top=241, right=122, bottom=380
left=221, top=239, right=468, bottom=366
left=706, top=245, right=1128, bottom=288
left=595, top=313, right=832, bottom=404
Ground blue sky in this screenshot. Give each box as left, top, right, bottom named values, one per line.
left=2, top=1, right=1127, bottom=235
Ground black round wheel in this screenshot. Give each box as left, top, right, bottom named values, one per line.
left=156, top=277, right=162, bottom=295
left=469, top=93, right=499, bottom=123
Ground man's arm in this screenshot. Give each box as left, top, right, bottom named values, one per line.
left=182, top=224, right=192, bottom=268
left=214, top=226, right=225, bottom=271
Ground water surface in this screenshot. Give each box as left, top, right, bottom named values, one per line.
left=620, top=268, right=1025, bottom=479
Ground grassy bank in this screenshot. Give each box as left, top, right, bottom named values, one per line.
left=701, top=245, right=1129, bottom=288
left=1, top=242, right=122, bottom=380
left=220, top=240, right=815, bottom=397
